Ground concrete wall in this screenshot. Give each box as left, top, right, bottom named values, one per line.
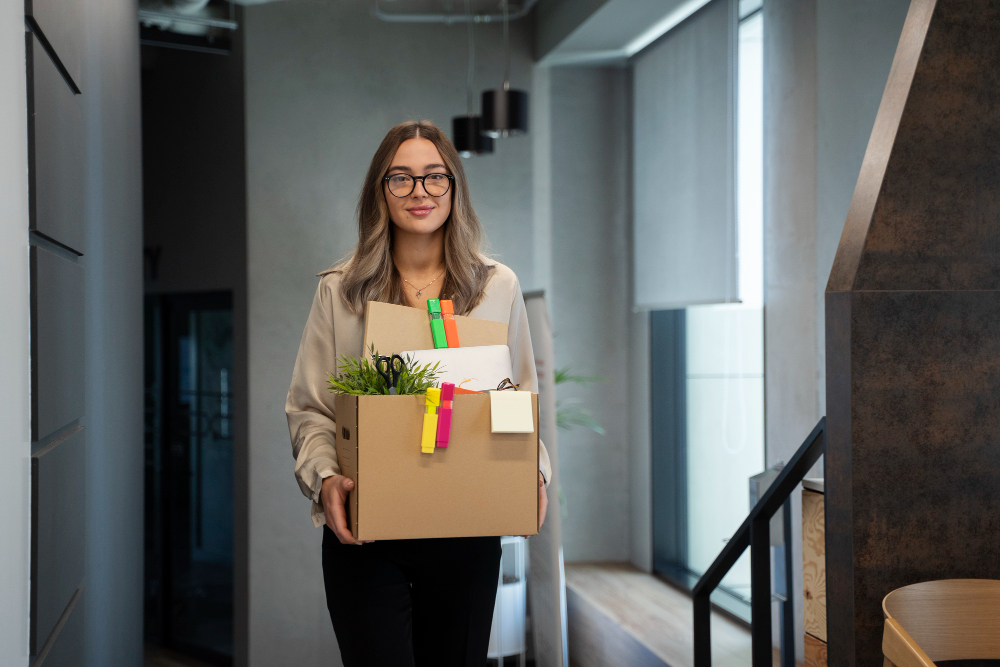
left=544, top=66, right=631, bottom=563
left=243, top=2, right=536, bottom=663
left=763, top=0, right=819, bottom=656
left=763, top=0, right=912, bottom=451
left=814, top=0, right=912, bottom=409
left=82, top=0, right=145, bottom=664
left=763, top=0, right=911, bottom=470
left=0, top=7, right=32, bottom=667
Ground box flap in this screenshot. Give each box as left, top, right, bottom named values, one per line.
left=363, top=301, right=508, bottom=356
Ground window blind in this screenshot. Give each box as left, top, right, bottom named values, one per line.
left=632, top=0, right=737, bottom=309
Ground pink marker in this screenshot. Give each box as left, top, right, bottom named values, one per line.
left=436, top=382, right=455, bottom=447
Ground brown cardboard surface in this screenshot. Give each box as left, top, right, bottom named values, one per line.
left=335, top=392, right=539, bottom=540
left=334, top=393, right=360, bottom=536
left=363, top=301, right=508, bottom=355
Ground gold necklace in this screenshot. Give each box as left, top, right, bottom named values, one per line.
left=401, top=269, right=445, bottom=298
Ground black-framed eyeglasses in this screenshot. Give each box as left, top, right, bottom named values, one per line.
left=383, top=173, right=454, bottom=198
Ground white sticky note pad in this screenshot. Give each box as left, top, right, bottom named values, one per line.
left=490, top=391, right=535, bottom=434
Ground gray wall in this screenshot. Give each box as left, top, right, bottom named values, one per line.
left=764, top=0, right=911, bottom=470
left=814, top=0, right=912, bottom=409
left=763, top=0, right=819, bottom=656
left=764, top=0, right=911, bottom=453
left=0, top=4, right=32, bottom=666
left=542, top=66, right=631, bottom=562
left=81, top=0, right=145, bottom=664
left=533, top=63, right=649, bottom=569
left=243, top=2, right=535, bottom=664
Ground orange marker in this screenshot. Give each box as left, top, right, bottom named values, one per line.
left=440, top=299, right=460, bottom=348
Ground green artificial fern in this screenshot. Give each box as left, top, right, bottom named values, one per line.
left=327, top=344, right=442, bottom=396
left=554, top=365, right=606, bottom=435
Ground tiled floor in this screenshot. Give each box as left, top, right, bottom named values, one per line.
left=566, top=562, right=779, bottom=667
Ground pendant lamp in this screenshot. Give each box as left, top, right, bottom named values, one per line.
left=452, top=0, right=494, bottom=157
left=481, top=0, right=528, bottom=138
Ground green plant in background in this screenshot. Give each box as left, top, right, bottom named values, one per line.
left=554, top=366, right=605, bottom=434
left=327, top=344, right=442, bottom=395
left=553, top=365, right=605, bottom=522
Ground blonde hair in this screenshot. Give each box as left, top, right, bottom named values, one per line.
left=338, top=120, right=492, bottom=316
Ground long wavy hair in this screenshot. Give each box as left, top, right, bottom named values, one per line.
left=337, top=120, right=492, bottom=316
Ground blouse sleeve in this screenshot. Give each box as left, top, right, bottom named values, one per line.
left=506, top=276, right=554, bottom=487
left=285, top=277, right=341, bottom=527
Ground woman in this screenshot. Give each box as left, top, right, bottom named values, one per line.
left=284, top=120, right=551, bottom=667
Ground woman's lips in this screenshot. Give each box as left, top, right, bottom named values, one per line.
left=407, top=206, right=433, bottom=217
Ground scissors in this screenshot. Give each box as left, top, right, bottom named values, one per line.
left=375, top=354, right=404, bottom=395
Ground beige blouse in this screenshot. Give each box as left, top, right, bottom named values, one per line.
left=285, top=260, right=553, bottom=527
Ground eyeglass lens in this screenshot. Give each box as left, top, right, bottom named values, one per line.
left=386, top=173, right=451, bottom=197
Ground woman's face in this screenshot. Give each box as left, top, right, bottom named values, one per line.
left=383, top=138, right=453, bottom=236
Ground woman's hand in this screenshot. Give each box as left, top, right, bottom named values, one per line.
left=538, top=472, right=548, bottom=531
left=523, top=472, right=548, bottom=538
left=321, top=474, right=363, bottom=545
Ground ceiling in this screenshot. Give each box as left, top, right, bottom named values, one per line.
left=539, top=0, right=712, bottom=65
left=373, top=0, right=534, bottom=21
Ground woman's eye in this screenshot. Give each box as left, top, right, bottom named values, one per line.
left=427, top=174, right=446, bottom=182
left=389, top=175, right=410, bottom=184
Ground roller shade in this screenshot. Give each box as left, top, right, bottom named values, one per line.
left=632, top=0, right=736, bottom=310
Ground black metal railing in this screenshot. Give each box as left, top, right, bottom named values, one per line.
left=692, top=417, right=826, bottom=667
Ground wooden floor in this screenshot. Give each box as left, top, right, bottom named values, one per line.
left=566, top=562, right=760, bottom=667
left=143, top=646, right=218, bottom=667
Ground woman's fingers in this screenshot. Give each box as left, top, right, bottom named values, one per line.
left=523, top=475, right=549, bottom=538
left=323, top=475, right=362, bottom=545
left=538, top=477, right=548, bottom=531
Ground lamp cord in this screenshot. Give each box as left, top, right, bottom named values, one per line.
left=466, top=0, right=475, bottom=115
left=502, top=0, right=510, bottom=92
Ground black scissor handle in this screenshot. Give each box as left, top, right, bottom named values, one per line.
left=376, top=354, right=404, bottom=394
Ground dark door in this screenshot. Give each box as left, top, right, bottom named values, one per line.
left=145, top=291, right=234, bottom=665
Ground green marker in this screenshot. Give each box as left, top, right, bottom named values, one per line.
left=427, top=298, right=448, bottom=349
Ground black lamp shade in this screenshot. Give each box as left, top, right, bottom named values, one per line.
left=452, top=115, right=495, bottom=157
left=481, top=89, right=528, bottom=138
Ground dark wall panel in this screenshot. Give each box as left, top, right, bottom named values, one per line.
left=31, top=246, right=85, bottom=440
left=25, top=0, right=85, bottom=92
left=824, top=1, right=1000, bottom=664
left=27, top=34, right=85, bottom=254
left=31, top=428, right=85, bottom=655
left=34, top=588, right=84, bottom=667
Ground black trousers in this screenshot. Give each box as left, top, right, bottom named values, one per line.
left=322, top=525, right=502, bottom=667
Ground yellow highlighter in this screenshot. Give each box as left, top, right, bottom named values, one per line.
left=421, top=387, right=441, bottom=454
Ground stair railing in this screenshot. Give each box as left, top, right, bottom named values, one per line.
left=692, top=417, right=826, bottom=667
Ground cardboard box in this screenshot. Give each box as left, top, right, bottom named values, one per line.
left=364, top=300, right=508, bottom=355
left=335, top=392, right=539, bottom=540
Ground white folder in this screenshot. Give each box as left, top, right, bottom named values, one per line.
left=401, top=345, right=513, bottom=393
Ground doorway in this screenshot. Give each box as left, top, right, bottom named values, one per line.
left=145, top=292, right=234, bottom=665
